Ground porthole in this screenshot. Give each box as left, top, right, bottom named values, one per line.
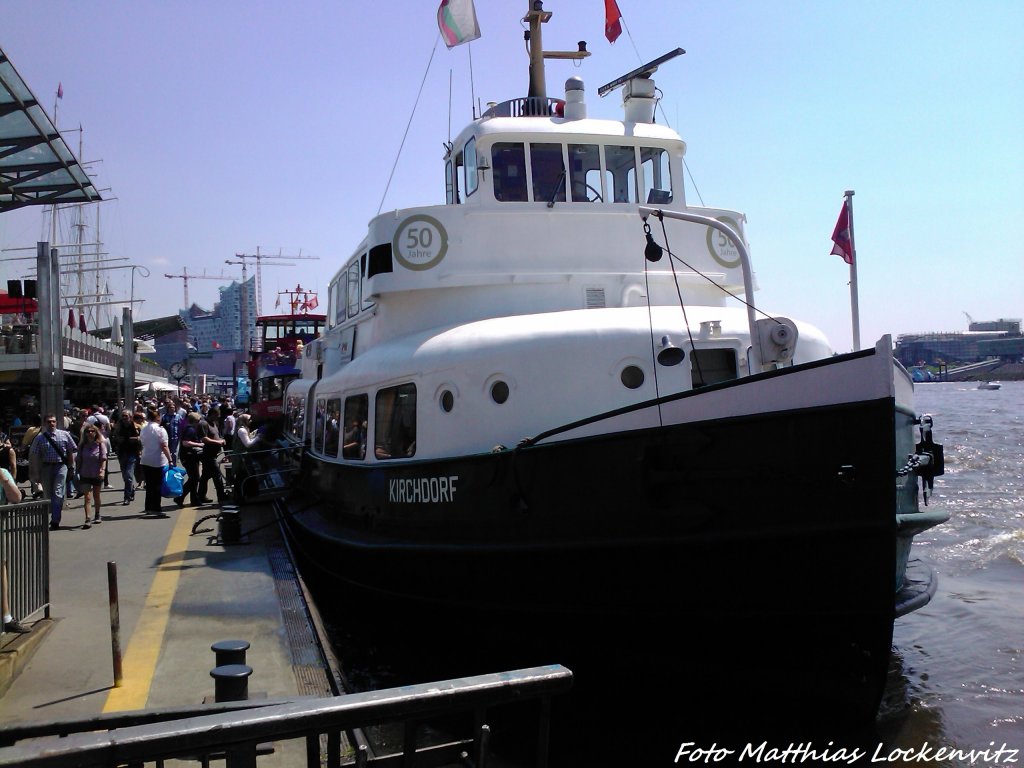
left=440, top=390, right=455, bottom=412
left=490, top=380, right=510, bottom=404
left=620, top=365, right=645, bottom=389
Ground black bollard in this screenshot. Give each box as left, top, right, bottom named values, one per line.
left=212, top=639, right=250, bottom=667
left=211, top=663, right=252, bottom=702
left=218, top=506, right=241, bottom=543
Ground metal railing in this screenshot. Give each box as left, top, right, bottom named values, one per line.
left=0, top=325, right=165, bottom=377
left=225, top=444, right=304, bottom=504
left=0, top=664, right=573, bottom=767
left=0, top=499, right=50, bottom=637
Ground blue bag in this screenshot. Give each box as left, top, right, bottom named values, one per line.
left=161, top=465, right=186, bottom=498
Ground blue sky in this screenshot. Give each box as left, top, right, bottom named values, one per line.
left=2, top=0, right=1021, bottom=352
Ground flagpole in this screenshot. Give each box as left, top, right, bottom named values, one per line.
left=845, top=189, right=861, bottom=351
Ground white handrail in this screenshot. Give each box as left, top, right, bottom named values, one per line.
left=638, top=206, right=762, bottom=371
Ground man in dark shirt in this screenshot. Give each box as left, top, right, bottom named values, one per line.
left=197, top=411, right=226, bottom=505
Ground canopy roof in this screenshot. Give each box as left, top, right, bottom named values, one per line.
left=0, top=46, right=101, bottom=212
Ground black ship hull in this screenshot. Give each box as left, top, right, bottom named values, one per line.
left=279, top=347, right=930, bottom=721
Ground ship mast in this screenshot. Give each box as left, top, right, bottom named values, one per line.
left=524, top=2, right=590, bottom=100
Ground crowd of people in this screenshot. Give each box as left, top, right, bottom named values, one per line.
left=0, top=394, right=266, bottom=529
left=1, top=393, right=294, bottom=635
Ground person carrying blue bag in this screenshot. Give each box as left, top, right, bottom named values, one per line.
left=161, top=464, right=186, bottom=500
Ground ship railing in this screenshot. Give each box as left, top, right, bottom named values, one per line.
left=481, top=96, right=562, bottom=118
left=0, top=664, right=573, bottom=768
left=0, top=499, right=50, bottom=639
left=224, top=443, right=304, bottom=504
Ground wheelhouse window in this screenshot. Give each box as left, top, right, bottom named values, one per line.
left=491, top=142, right=528, bottom=202
left=445, top=159, right=458, bottom=204
left=691, top=349, right=738, bottom=388
left=374, top=383, right=416, bottom=460
left=641, top=146, right=673, bottom=204
left=569, top=144, right=603, bottom=202
left=347, top=263, right=360, bottom=319
left=463, top=138, right=479, bottom=198
left=333, top=277, right=346, bottom=326
left=605, top=145, right=638, bottom=203
left=325, top=398, right=341, bottom=457
left=313, top=398, right=326, bottom=453
left=342, top=394, right=368, bottom=459
left=530, top=143, right=566, bottom=204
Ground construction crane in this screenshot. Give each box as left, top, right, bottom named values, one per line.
left=164, top=267, right=239, bottom=309
left=234, top=247, right=320, bottom=315
left=963, top=311, right=974, bottom=328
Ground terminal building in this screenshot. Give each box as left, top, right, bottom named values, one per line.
left=894, top=318, right=1023, bottom=367
left=1, top=45, right=167, bottom=421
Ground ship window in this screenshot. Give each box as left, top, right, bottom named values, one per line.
left=333, top=278, right=346, bottom=326
left=641, top=147, right=673, bottom=204
left=530, top=143, right=565, bottom=204
left=691, top=348, right=738, bottom=388
left=440, top=389, right=454, bottom=413
left=490, top=380, right=510, bottom=404
left=342, top=395, right=368, bottom=459
left=313, top=398, right=326, bottom=453
left=569, top=144, right=603, bottom=202
left=463, top=138, right=479, bottom=197
left=325, top=397, right=341, bottom=457
left=286, top=395, right=305, bottom=440
left=620, top=365, right=645, bottom=389
left=347, top=263, right=360, bottom=318
left=605, top=145, right=638, bottom=203
left=446, top=159, right=457, bottom=204
left=491, top=143, right=528, bottom=202
left=375, top=384, right=416, bottom=459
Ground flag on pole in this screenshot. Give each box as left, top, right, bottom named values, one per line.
left=307, top=294, right=319, bottom=310
left=57, top=82, right=63, bottom=99
left=275, top=294, right=281, bottom=310
left=605, top=0, right=623, bottom=43
left=437, top=0, right=481, bottom=49
left=830, top=202, right=853, bottom=264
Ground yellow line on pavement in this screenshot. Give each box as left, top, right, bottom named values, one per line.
left=102, top=507, right=198, bottom=712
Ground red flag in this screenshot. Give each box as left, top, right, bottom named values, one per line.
left=67, top=308, right=76, bottom=328
left=307, top=294, right=319, bottom=310
left=57, top=82, right=63, bottom=99
left=212, top=340, right=222, bottom=349
left=604, top=0, right=622, bottom=43
left=830, top=202, right=853, bottom=264
left=78, top=311, right=87, bottom=333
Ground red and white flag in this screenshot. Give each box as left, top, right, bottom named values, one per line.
left=605, top=0, right=623, bottom=43
left=830, top=202, right=853, bottom=264
left=307, top=294, right=319, bottom=310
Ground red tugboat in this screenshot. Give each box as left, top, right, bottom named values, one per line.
left=245, top=285, right=324, bottom=423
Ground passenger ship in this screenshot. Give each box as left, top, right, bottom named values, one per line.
left=280, top=5, right=947, bottom=718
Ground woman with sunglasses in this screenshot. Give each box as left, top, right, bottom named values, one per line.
left=76, top=425, right=107, bottom=528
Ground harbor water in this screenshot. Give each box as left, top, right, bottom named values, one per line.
left=313, top=381, right=1023, bottom=766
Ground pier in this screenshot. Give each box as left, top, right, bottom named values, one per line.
left=0, top=479, right=568, bottom=766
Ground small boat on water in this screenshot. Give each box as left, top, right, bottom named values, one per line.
left=977, top=381, right=1001, bottom=390
left=276, top=3, right=948, bottom=720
